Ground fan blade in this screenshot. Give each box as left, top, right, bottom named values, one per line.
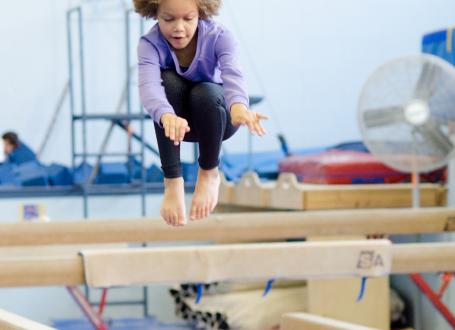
left=415, top=120, right=454, bottom=156
left=363, top=106, right=404, bottom=128
left=412, top=61, right=440, bottom=101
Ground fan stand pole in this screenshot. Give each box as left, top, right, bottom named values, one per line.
left=411, top=170, right=420, bottom=208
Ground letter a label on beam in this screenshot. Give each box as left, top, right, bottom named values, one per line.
left=356, top=245, right=391, bottom=277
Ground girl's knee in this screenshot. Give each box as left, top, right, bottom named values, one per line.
left=190, top=83, right=225, bottom=109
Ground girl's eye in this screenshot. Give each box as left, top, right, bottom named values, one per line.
left=184, top=17, right=194, bottom=21
left=162, top=17, right=173, bottom=22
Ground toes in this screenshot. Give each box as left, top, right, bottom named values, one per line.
left=177, top=212, right=187, bottom=226
left=194, top=205, right=201, bottom=220
left=189, top=204, right=197, bottom=221
left=191, top=202, right=204, bottom=221
left=161, top=210, right=171, bottom=226
left=205, top=204, right=211, bottom=218
left=169, top=213, right=177, bottom=227
left=197, top=205, right=205, bottom=220
left=161, top=202, right=187, bottom=226
left=190, top=200, right=214, bottom=221
left=201, top=204, right=209, bottom=219
left=164, top=210, right=179, bottom=227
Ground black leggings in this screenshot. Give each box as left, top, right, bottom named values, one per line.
left=154, top=70, right=239, bottom=178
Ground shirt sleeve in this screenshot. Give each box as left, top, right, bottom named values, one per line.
left=137, top=38, right=175, bottom=124
left=215, top=29, right=249, bottom=110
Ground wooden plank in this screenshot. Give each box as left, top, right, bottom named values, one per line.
left=307, top=278, right=389, bottom=329
left=269, top=173, right=305, bottom=209
left=0, top=242, right=452, bottom=287
left=0, top=244, right=127, bottom=258
left=0, top=309, right=56, bottom=330
left=0, top=208, right=453, bottom=246
left=0, top=245, right=124, bottom=287
left=281, top=313, right=381, bottom=330
left=224, top=172, right=447, bottom=210
left=232, top=172, right=274, bottom=207
left=392, top=242, right=455, bottom=273
left=306, top=236, right=389, bottom=330
left=218, top=173, right=234, bottom=204
left=80, top=240, right=392, bottom=287
left=0, top=255, right=83, bottom=287
left=302, top=183, right=446, bottom=210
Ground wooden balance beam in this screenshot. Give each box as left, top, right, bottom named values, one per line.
left=0, top=309, right=56, bottom=330
left=281, top=313, right=381, bottom=330
left=0, top=208, right=453, bottom=246
left=0, top=241, right=453, bottom=288
left=219, top=172, right=447, bottom=209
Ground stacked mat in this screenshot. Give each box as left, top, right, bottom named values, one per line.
left=53, top=317, right=192, bottom=330
left=0, top=159, right=169, bottom=187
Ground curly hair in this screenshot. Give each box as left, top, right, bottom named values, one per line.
left=133, top=0, right=222, bottom=19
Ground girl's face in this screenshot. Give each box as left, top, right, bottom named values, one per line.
left=157, top=0, right=199, bottom=50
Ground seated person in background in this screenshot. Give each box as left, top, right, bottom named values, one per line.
left=2, top=132, right=37, bottom=165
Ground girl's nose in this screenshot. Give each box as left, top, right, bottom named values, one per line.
left=174, top=20, right=184, bottom=32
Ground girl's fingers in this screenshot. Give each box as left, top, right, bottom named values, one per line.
left=244, top=114, right=266, bottom=136
left=247, top=120, right=255, bottom=134
left=234, top=111, right=268, bottom=136
left=163, top=117, right=189, bottom=145
left=169, top=121, right=176, bottom=141
left=164, top=121, right=170, bottom=138
left=179, top=126, right=187, bottom=141
left=259, top=125, right=266, bottom=135
left=253, top=113, right=267, bottom=135
left=175, top=123, right=181, bottom=141
left=163, top=116, right=192, bottom=143
left=254, top=122, right=264, bottom=136
left=261, top=125, right=267, bottom=135
left=253, top=122, right=262, bottom=136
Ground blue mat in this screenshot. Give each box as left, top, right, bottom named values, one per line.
left=422, top=28, right=455, bottom=65
left=53, top=317, right=194, bottom=330
left=14, top=161, right=49, bottom=187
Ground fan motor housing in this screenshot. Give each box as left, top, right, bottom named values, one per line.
left=404, top=100, right=430, bottom=126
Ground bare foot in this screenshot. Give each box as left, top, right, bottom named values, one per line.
left=190, top=168, right=220, bottom=221
left=161, top=177, right=187, bottom=226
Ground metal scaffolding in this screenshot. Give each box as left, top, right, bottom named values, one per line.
left=67, top=7, right=156, bottom=218
left=67, top=6, right=150, bottom=320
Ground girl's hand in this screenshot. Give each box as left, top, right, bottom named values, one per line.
left=161, top=113, right=191, bottom=146
left=230, top=103, right=268, bottom=136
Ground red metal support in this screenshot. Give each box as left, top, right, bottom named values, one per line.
left=66, top=286, right=109, bottom=330
left=437, top=273, right=454, bottom=298
left=409, top=273, right=455, bottom=329
left=98, top=288, right=109, bottom=316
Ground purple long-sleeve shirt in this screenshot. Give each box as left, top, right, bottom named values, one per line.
left=138, top=19, right=249, bottom=124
